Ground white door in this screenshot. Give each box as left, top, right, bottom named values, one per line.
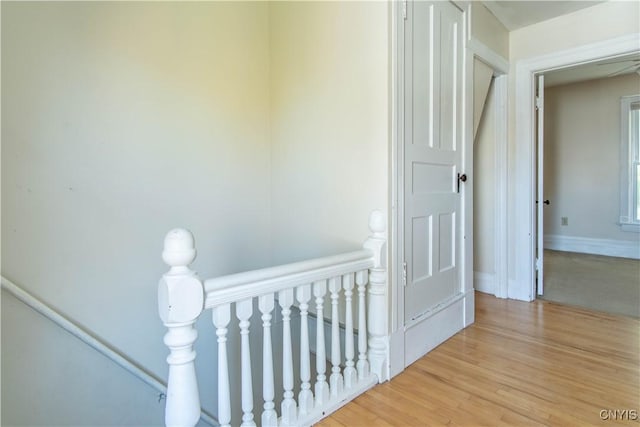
left=536, top=74, right=545, bottom=295
left=402, top=0, right=465, bottom=365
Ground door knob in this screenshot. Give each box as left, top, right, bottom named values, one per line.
left=457, top=173, right=467, bottom=193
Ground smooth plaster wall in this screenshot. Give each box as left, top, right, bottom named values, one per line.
left=544, top=74, right=640, bottom=242
left=1, top=290, right=171, bottom=426
left=507, top=0, right=640, bottom=282
left=269, top=1, right=389, bottom=264
left=474, top=77, right=496, bottom=276
left=2, top=1, right=393, bottom=424
left=470, top=2, right=509, bottom=59
left=2, top=2, right=271, bottom=423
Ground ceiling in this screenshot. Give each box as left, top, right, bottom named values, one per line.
left=544, top=54, right=640, bottom=87
left=482, top=1, right=606, bottom=31
left=482, top=1, right=639, bottom=86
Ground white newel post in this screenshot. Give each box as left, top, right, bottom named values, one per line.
left=363, top=210, right=389, bottom=383
left=158, top=229, right=204, bottom=427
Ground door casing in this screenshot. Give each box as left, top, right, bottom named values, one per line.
left=513, top=34, right=640, bottom=302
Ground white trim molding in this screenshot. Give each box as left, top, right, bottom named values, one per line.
left=403, top=291, right=469, bottom=367
left=468, top=36, right=509, bottom=300
left=474, top=271, right=496, bottom=295
left=514, top=33, right=640, bottom=302
left=544, top=235, right=640, bottom=260
left=467, top=38, right=509, bottom=75
left=620, top=94, right=640, bottom=232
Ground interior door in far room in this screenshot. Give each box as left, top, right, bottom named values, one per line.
left=404, top=1, right=463, bottom=324
left=536, top=74, right=546, bottom=295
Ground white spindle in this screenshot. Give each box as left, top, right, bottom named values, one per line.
left=212, top=304, right=232, bottom=427
left=313, top=279, right=329, bottom=406
left=296, top=284, right=314, bottom=416
left=258, top=294, right=277, bottom=427
left=279, top=288, right=297, bottom=426
left=329, top=277, right=343, bottom=397
left=236, top=299, right=256, bottom=427
left=356, top=270, right=370, bottom=379
left=342, top=273, right=356, bottom=389
left=364, top=210, right=389, bottom=382
left=159, top=229, right=204, bottom=427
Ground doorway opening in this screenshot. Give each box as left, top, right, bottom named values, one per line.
left=473, top=59, right=508, bottom=300
left=514, top=33, right=640, bottom=302
left=535, top=62, right=640, bottom=317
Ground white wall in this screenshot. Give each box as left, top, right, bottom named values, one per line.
left=269, top=1, right=389, bottom=264
left=2, top=290, right=169, bottom=426
left=470, top=2, right=509, bottom=59
left=2, top=2, right=271, bottom=423
left=474, top=77, right=496, bottom=287
left=544, top=74, right=640, bottom=243
left=2, top=1, right=393, bottom=424
left=507, top=0, right=640, bottom=283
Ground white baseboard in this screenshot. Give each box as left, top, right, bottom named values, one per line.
left=544, top=234, right=640, bottom=260
left=474, top=271, right=496, bottom=295
left=463, top=289, right=475, bottom=327
left=404, top=293, right=466, bottom=367
left=508, top=278, right=533, bottom=302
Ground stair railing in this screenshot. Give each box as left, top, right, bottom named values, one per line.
left=158, top=211, right=388, bottom=427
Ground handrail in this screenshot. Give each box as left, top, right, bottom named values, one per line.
left=203, top=249, right=375, bottom=308
left=158, top=210, right=388, bottom=427
left=0, top=276, right=218, bottom=427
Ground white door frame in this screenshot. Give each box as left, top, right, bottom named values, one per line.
left=513, top=33, right=640, bottom=301
left=535, top=74, right=545, bottom=296
left=467, top=37, right=509, bottom=299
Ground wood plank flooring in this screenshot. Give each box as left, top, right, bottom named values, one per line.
left=317, top=292, right=640, bottom=426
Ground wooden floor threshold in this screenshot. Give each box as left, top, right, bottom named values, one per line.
left=317, top=292, right=640, bottom=426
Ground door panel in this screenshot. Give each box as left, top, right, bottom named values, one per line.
left=404, top=0, right=463, bottom=323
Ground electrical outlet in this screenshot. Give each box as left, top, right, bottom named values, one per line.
left=561, top=217, right=568, bottom=226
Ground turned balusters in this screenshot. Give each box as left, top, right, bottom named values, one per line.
left=313, top=279, right=330, bottom=406
left=296, top=284, right=314, bottom=416
left=236, top=299, right=255, bottom=427
left=158, top=209, right=389, bottom=427
left=279, top=288, right=297, bottom=426
left=342, top=273, right=357, bottom=389
left=258, top=294, right=277, bottom=427
left=329, top=277, right=344, bottom=396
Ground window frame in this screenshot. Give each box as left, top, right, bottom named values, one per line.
left=620, top=94, right=640, bottom=232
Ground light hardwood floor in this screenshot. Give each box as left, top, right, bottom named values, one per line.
left=317, top=292, right=640, bottom=426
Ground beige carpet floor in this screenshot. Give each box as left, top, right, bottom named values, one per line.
left=541, top=250, right=640, bottom=318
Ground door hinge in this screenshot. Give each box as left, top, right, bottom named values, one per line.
left=402, top=261, right=408, bottom=286
left=535, top=258, right=541, bottom=271
left=402, top=0, right=408, bottom=20
left=535, top=96, right=543, bottom=110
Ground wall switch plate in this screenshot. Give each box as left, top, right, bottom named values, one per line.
left=561, top=217, right=568, bottom=226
